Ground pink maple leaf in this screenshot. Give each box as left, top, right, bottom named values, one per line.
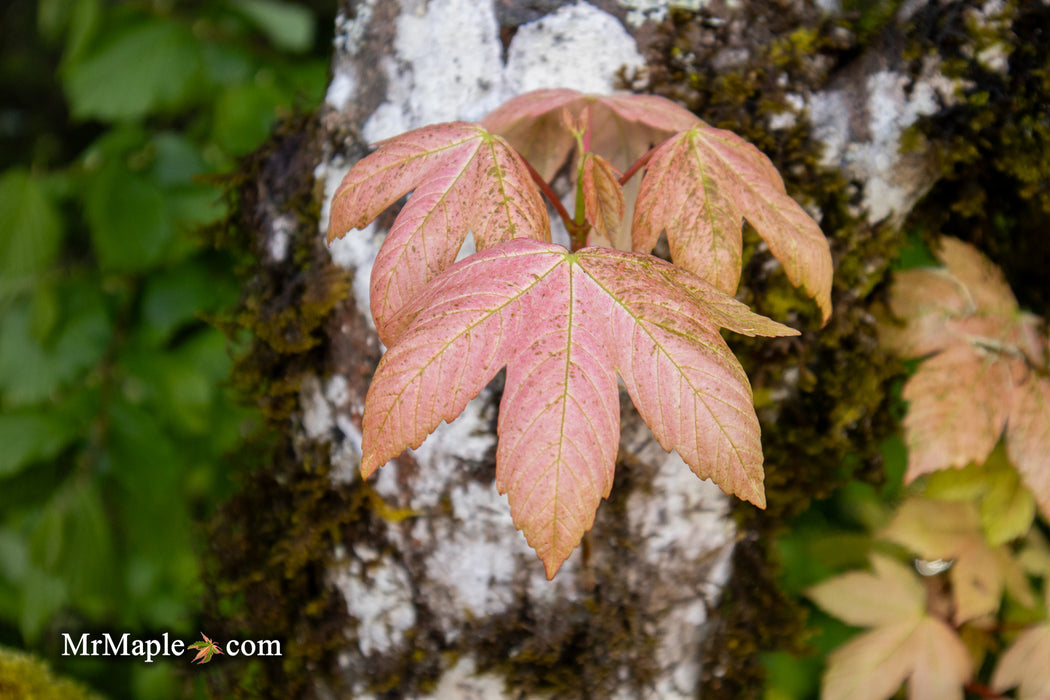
left=360, top=238, right=796, bottom=577
left=632, top=124, right=833, bottom=321
left=327, top=122, right=549, bottom=344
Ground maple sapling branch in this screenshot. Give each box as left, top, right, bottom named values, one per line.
left=520, top=152, right=590, bottom=250
left=618, top=145, right=658, bottom=186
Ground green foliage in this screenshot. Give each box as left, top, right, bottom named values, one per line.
left=0, top=0, right=328, bottom=696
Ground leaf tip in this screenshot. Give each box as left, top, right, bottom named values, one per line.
left=748, top=485, right=767, bottom=510
left=818, top=299, right=833, bottom=327
left=360, top=454, right=382, bottom=481
left=542, top=553, right=566, bottom=580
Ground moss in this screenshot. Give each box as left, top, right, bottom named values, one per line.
left=0, top=646, right=103, bottom=700
left=201, top=116, right=366, bottom=698
left=903, top=0, right=1050, bottom=318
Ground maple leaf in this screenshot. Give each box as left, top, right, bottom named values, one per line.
left=327, top=122, right=550, bottom=344
left=992, top=584, right=1050, bottom=699
left=807, top=554, right=972, bottom=700
left=187, top=633, right=224, bottom=664
left=882, top=237, right=1050, bottom=518
left=360, top=237, right=796, bottom=577
left=880, top=497, right=1033, bottom=624
left=632, top=124, right=833, bottom=321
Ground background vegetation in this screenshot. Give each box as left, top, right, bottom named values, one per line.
left=2, top=0, right=1047, bottom=698
left=0, top=0, right=331, bottom=696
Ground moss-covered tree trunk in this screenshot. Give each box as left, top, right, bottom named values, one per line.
left=209, top=0, right=1044, bottom=696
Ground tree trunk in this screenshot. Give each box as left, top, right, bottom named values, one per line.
left=209, top=0, right=1042, bottom=697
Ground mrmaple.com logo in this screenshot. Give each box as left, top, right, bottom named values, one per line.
left=61, top=632, right=281, bottom=664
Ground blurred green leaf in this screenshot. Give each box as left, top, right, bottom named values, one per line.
left=0, top=169, right=63, bottom=296
left=65, top=482, right=117, bottom=616
left=0, top=530, right=29, bottom=583
left=37, top=0, right=68, bottom=42
left=24, top=479, right=116, bottom=623
left=230, top=0, right=315, bottom=52
left=2, top=0, right=329, bottom=691
left=0, top=288, right=111, bottom=406
left=132, top=663, right=180, bottom=700
left=0, top=412, right=79, bottom=478
left=104, top=401, right=199, bottom=624
left=763, top=650, right=821, bottom=700
left=29, top=281, right=61, bottom=342
left=39, top=0, right=102, bottom=66
left=167, top=185, right=226, bottom=229
left=921, top=445, right=1036, bottom=544
left=198, top=41, right=256, bottom=87
left=140, top=263, right=238, bottom=346
left=213, top=82, right=285, bottom=155
left=149, top=132, right=208, bottom=186
left=30, top=494, right=67, bottom=571
left=19, top=567, right=68, bottom=643
left=64, top=21, right=202, bottom=121
left=84, top=161, right=174, bottom=272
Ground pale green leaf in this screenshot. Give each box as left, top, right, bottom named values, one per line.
left=923, top=460, right=993, bottom=501
left=980, top=466, right=1036, bottom=545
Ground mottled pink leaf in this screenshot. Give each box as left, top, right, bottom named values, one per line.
left=880, top=268, right=972, bottom=357
left=633, top=124, right=833, bottom=321
left=360, top=238, right=796, bottom=577
left=632, top=126, right=743, bottom=295
left=580, top=153, right=625, bottom=248
left=1008, top=375, right=1050, bottom=520
left=901, top=343, right=1013, bottom=479
left=327, top=122, right=549, bottom=343
left=934, top=236, right=1017, bottom=315
left=480, top=89, right=581, bottom=181
left=884, top=238, right=1050, bottom=518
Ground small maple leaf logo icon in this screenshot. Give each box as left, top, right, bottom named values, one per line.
left=188, top=633, right=224, bottom=664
